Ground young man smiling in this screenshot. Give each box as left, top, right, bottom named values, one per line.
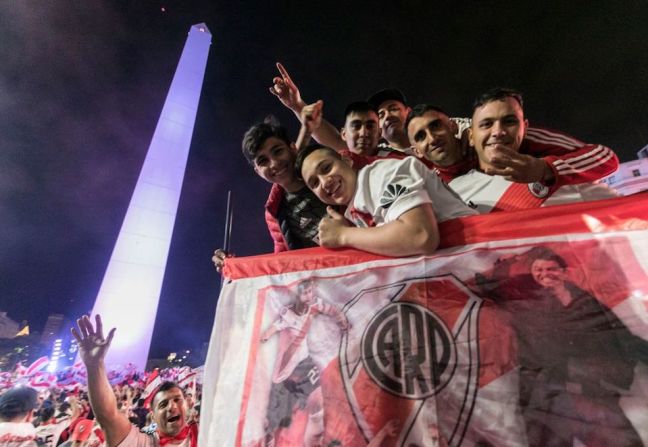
left=448, top=88, right=619, bottom=213
left=295, top=146, right=476, bottom=256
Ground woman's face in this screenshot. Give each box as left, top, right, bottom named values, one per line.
left=531, top=259, right=566, bottom=288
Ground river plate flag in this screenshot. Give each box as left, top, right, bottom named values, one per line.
left=200, top=194, right=648, bottom=447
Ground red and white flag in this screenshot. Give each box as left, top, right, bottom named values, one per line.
left=25, top=356, right=49, bottom=377
left=200, top=194, right=648, bottom=447
left=143, top=369, right=162, bottom=408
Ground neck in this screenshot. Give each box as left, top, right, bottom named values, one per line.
left=280, top=178, right=305, bottom=193
left=387, top=133, right=410, bottom=150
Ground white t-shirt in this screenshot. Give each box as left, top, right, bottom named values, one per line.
left=0, top=422, right=38, bottom=447
left=449, top=169, right=619, bottom=214
left=345, top=157, right=476, bottom=227
left=35, top=418, right=71, bottom=447
left=118, top=425, right=192, bottom=447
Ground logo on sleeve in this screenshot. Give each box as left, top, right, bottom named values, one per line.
left=379, top=183, right=409, bottom=209
left=528, top=182, right=549, bottom=198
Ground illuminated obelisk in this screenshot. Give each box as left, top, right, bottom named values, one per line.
left=90, top=24, right=211, bottom=369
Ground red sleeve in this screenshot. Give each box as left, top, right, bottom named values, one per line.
left=523, top=127, right=619, bottom=186
left=265, top=208, right=288, bottom=253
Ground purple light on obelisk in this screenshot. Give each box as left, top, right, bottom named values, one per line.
left=90, top=24, right=211, bottom=369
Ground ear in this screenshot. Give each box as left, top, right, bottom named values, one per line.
left=468, top=128, right=475, bottom=147
left=342, top=154, right=354, bottom=168
left=450, top=119, right=459, bottom=136
left=289, top=141, right=298, bottom=154
left=522, top=119, right=529, bottom=137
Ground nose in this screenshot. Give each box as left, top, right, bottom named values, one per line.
left=426, top=130, right=438, bottom=145
left=491, top=120, right=505, bottom=136
left=359, top=125, right=369, bottom=136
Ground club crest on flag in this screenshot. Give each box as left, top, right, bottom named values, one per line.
left=340, top=275, right=481, bottom=446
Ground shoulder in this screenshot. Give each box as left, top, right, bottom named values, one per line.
left=265, top=184, right=285, bottom=214
left=116, top=425, right=156, bottom=447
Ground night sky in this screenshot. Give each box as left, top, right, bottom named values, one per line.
left=2, top=1, right=647, bottom=358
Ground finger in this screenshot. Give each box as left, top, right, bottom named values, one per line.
left=105, top=327, right=116, bottom=346
left=77, top=316, right=90, bottom=338
left=95, top=314, right=103, bottom=337
left=71, top=327, right=81, bottom=343
left=326, top=206, right=342, bottom=219
left=276, top=62, right=293, bottom=83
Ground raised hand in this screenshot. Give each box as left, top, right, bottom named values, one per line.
left=318, top=207, right=351, bottom=248
left=71, top=314, right=115, bottom=368
left=268, top=62, right=305, bottom=113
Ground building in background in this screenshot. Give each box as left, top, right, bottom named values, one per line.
left=0, top=312, right=19, bottom=339
left=601, top=146, right=648, bottom=196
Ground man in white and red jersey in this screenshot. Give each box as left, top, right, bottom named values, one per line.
left=260, top=278, right=349, bottom=447
left=445, top=88, right=618, bottom=212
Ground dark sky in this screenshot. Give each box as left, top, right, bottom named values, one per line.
left=1, top=1, right=647, bottom=358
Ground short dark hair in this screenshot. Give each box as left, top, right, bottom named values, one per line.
left=151, top=381, right=182, bottom=407
left=297, top=278, right=314, bottom=294
left=295, top=145, right=341, bottom=180
left=241, top=116, right=291, bottom=166
left=405, top=104, right=449, bottom=130
left=528, top=247, right=567, bottom=269
left=472, top=87, right=524, bottom=112
left=343, top=101, right=378, bottom=121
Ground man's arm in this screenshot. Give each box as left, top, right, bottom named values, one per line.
left=523, top=127, right=619, bottom=185
left=71, top=315, right=132, bottom=447
left=318, top=206, right=439, bottom=256
left=269, top=63, right=346, bottom=151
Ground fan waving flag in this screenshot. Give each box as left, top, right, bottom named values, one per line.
left=200, top=193, right=648, bottom=447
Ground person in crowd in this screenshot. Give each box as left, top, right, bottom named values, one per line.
left=34, top=401, right=73, bottom=447
left=72, top=314, right=198, bottom=447
left=0, top=386, right=39, bottom=446
left=295, top=144, right=476, bottom=256
left=366, top=88, right=415, bottom=154
left=446, top=88, right=619, bottom=212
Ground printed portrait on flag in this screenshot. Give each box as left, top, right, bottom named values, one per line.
left=200, top=196, right=648, bottom=447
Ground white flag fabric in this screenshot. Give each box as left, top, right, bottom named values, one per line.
left=201, top=194, right=648, bottom=447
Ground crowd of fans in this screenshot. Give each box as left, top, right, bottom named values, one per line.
left=0, top=357, right=201, bottom=446
left=2, top=62, right=628, bottom=446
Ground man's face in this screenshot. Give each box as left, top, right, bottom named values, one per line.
left=531, top=259, right=566, bottom=288
left=377, top=100, right=411, bottom=143
left=407, top=110, right=462, bottom=167
left=469, top=97, right=528, bottom=169
left=341, top=110, right=381, bottom=156
left=300, top=149, right=357, bottom=206
left=253, top=136, right=297, bottom=188
left=298, top=282, right=315, bottom=304
left=152, top=387, right=186, bottom=436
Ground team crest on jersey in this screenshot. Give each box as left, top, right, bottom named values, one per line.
left=379, top=183, right=409, bottom=209
left=528, top=181, right=550, bottom=198
left=339, top=275, right=482, bottom=446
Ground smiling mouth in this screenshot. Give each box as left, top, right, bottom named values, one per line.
left=168, top=415, right=181, bottom=423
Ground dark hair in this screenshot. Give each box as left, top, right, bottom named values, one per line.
left=405, top=103, right=449, bottom=130
left=528, top=247, right=567, bottom=269
left=294, top=145, right=341, bottom=180
left=472, top=87, right=524, bottom=112
left=40, top=405, right=55, bottom=422
left=151, top=381, right=182, bottom=407
left=297, top=278, right=314, bottom=295
left=241, top=115, right=291, bottom=165
left=343, top=101, right=378, bottom=121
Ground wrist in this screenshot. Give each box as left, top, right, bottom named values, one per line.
left=540, top=160, right=555, bottom=185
